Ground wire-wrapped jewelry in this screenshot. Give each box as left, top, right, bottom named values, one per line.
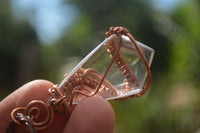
left=8, top=26, right=154, bottom=133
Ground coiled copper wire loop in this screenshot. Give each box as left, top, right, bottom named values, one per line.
left=11, top=100, right=54, bottom=131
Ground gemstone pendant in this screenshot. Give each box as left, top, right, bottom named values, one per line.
left=10, top=27, right=155, bottom=132
left=58, top=34, right=154, bottom=103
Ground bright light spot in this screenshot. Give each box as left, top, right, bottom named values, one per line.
left=11, top=0, right=78, bottom=44
left=151, top=0, right=186, bottom=13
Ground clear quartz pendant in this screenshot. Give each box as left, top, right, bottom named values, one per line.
left=58, top=34, right=154, bottom=104
left=10, top=27, right=155, bottom=132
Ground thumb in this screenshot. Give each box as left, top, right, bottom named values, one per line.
left=64, top=96, right=115, bottom=133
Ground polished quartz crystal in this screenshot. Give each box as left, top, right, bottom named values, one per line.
left=10, top=27, right=154, bottom=132
left=58, top=34, right=154, bottom=104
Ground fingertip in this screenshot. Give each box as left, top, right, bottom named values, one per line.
left=0, top=79, right=54, bottom=133
left=64, top=96, right=115, bottom=133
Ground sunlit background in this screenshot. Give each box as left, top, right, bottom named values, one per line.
left=1, top=0, right=200, bottom=132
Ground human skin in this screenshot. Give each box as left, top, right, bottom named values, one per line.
left=0, top=80, right=115, bottom=133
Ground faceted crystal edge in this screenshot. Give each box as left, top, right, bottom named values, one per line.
left=58, top=35, right=115, bottom=89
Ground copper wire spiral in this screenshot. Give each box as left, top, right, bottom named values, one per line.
left=11, top=100, right=54, bottom=130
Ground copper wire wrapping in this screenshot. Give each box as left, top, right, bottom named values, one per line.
left=106, top=26, right=151, bottom=98
left=11, top=100, right=54, bottom=131
left=9, top=26, right=152, bottom=132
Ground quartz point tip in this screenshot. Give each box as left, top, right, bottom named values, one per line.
left=58, top=34, right=154, bottom=103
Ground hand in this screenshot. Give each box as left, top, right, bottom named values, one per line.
left=0, top=80, right=115, bottom=133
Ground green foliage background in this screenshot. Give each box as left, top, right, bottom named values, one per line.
left=0, top=0, right=200, bottom=132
